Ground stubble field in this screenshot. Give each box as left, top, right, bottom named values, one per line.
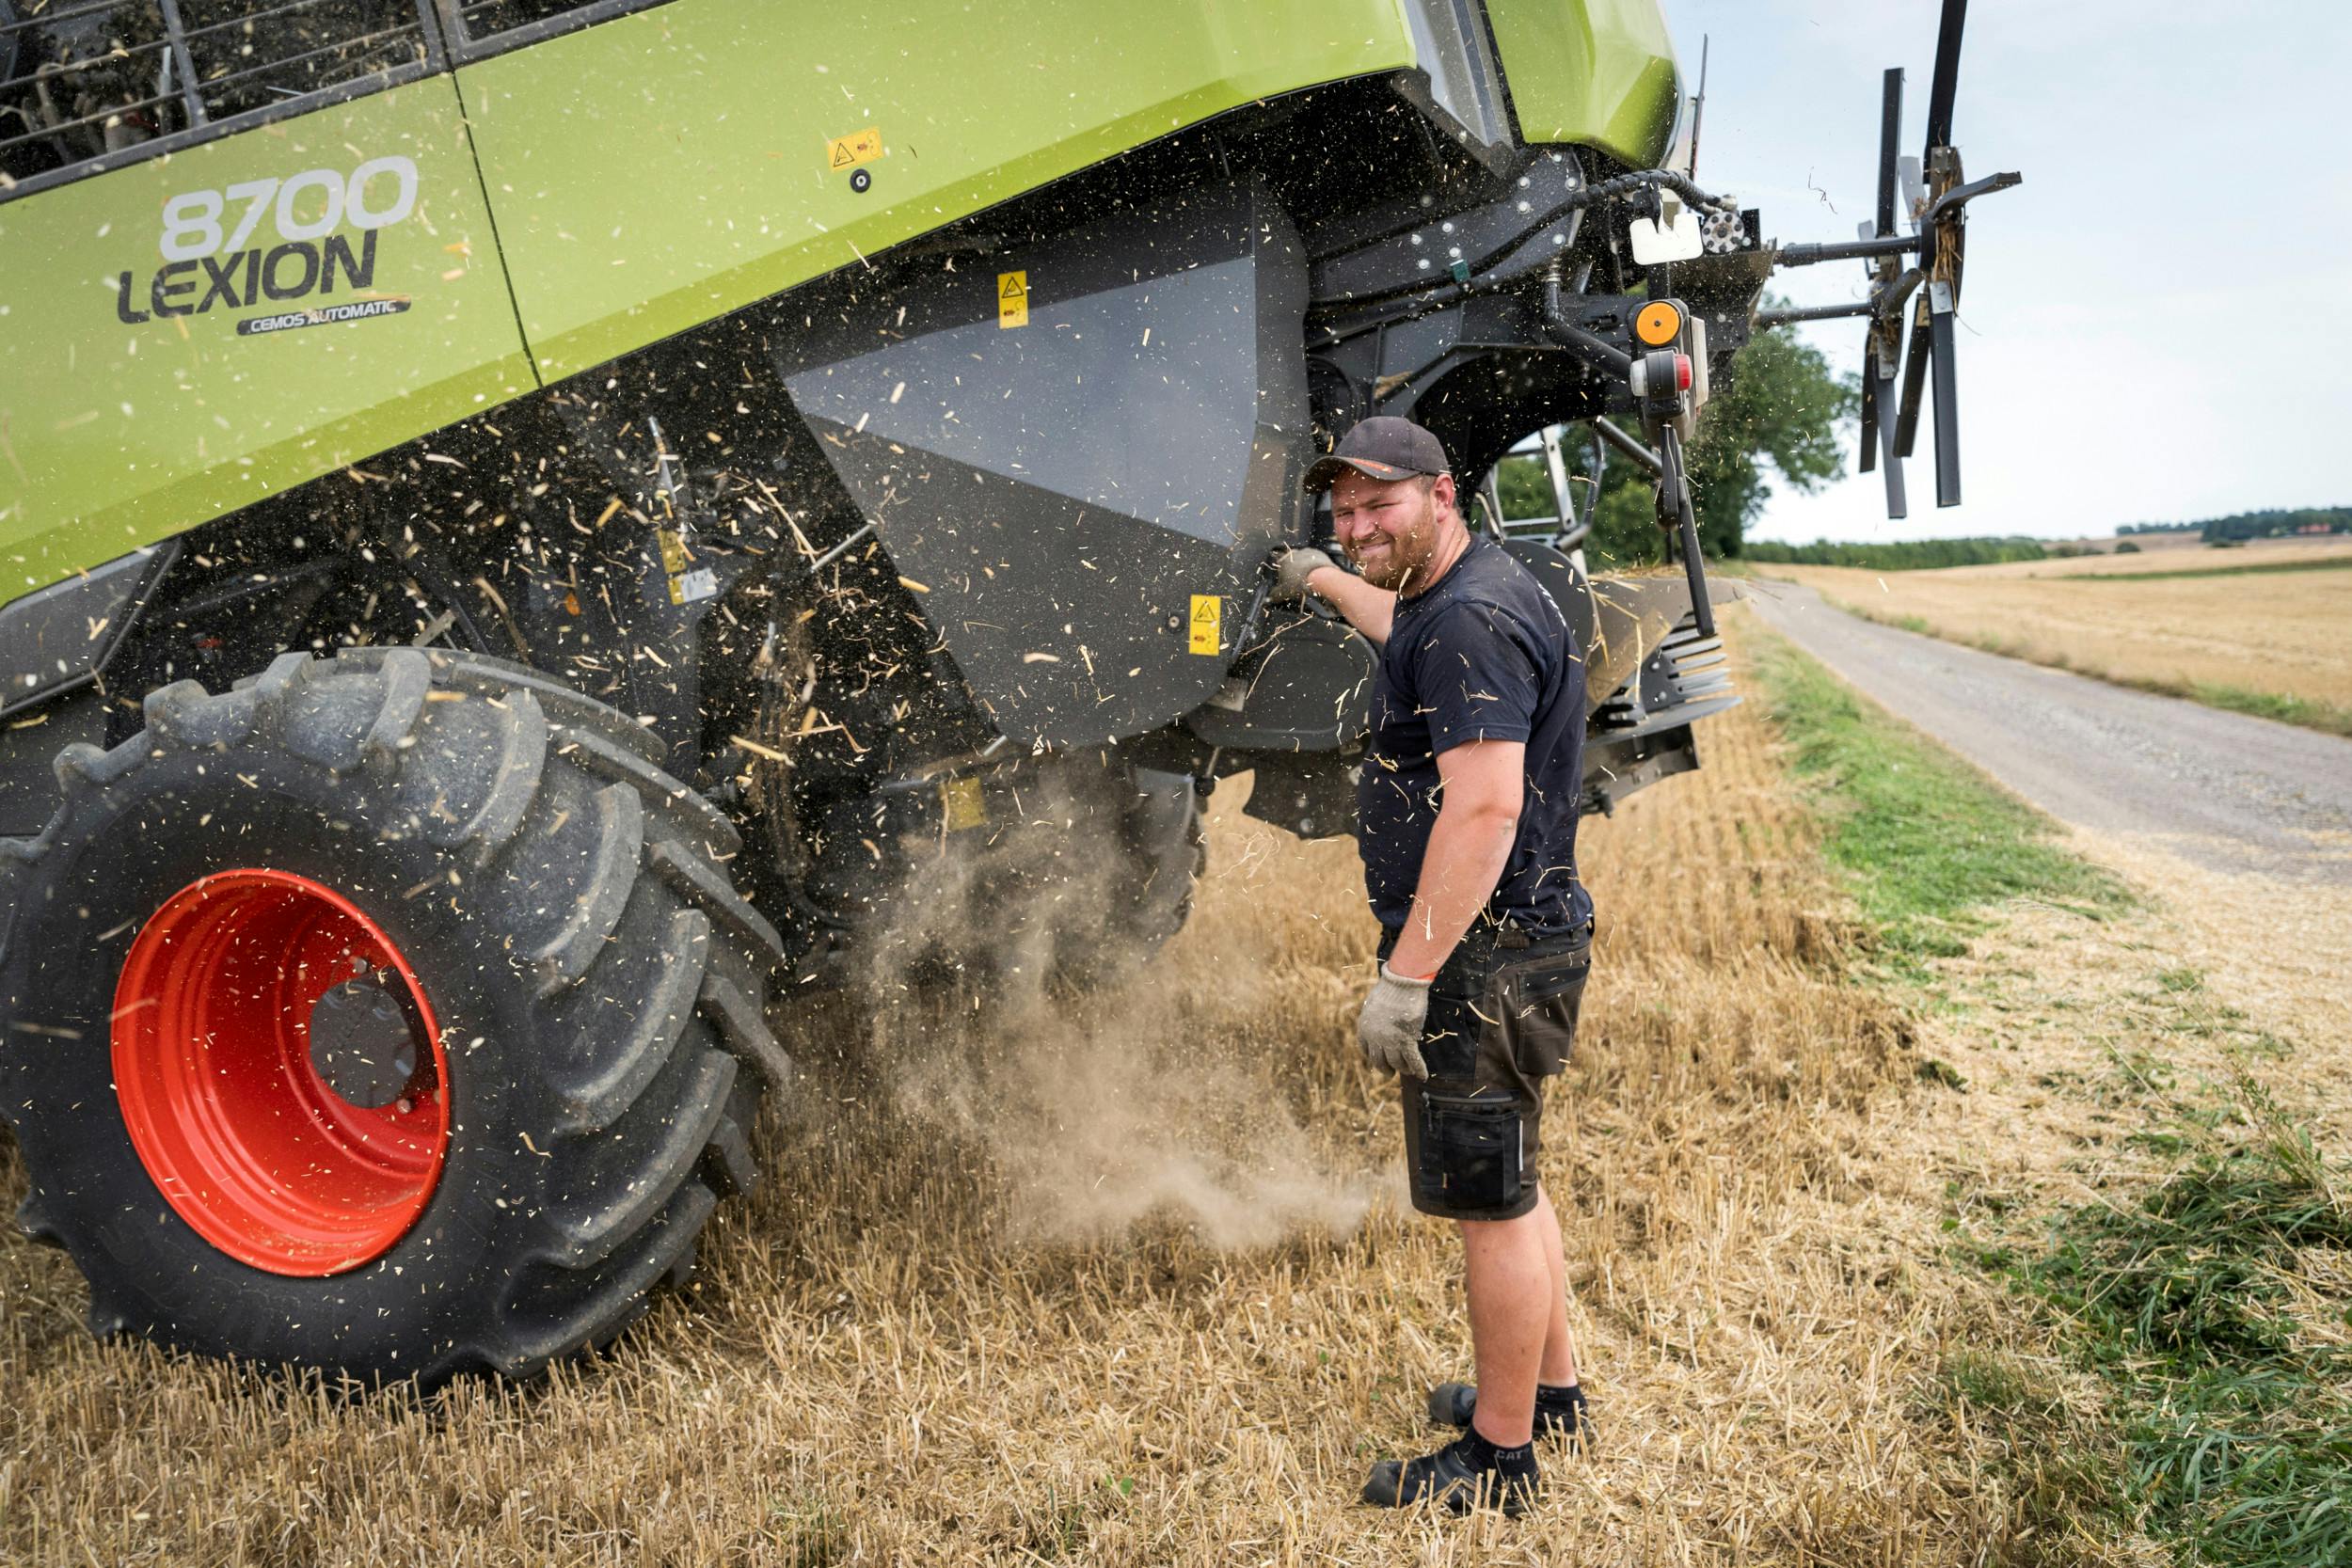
left=8, top=611, right=2317, bottom=1565
left=1757, top=538, right=2352, bottom=731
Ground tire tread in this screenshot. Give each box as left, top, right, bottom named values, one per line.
left=0, top=649, right=777, bottom=1385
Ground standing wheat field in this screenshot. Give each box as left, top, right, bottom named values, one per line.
left=1756, top=539, right=2352, bottom=732
left=5, top=611, right=2340, bottom=1565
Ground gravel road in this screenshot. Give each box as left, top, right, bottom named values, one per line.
left=1741, top=578, right=2352, bottom=887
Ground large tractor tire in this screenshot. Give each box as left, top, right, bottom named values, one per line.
left=0, top=648, right=788, bottom=1381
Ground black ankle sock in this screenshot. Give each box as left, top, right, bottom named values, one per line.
left=1462, top=1424, right=1540, bottom=1480
left=1536, top=1381, right=1581, bottom=1402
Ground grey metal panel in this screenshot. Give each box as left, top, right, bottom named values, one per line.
left=1393, top=0, right=1512, bottom=159
left=0, top=541, right=176, bottom=718
left=788, top=254, right=1264, bottom=548
left=1582, top=721, right=1699, bottom=816
left=796, top=437, right=1241, bottom=748
left=1184, top=613, right=1374, bottom=752
left=774, top=178, right=1311, bottom=749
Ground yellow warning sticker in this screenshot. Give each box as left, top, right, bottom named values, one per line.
left=1188, top=594, right=1221, bottom=656
left=997, top=269, right=1028, bottom=329
left=826, top=127, right=882, bottom=170
left=939, top=775, right=988, bottom=832
left=657, top=528, right=717, bottom=605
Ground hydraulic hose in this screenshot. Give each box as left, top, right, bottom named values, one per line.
left=1539, top=268, right=1629, bottom=379
left=1308, top=168, right=1735, bottom=351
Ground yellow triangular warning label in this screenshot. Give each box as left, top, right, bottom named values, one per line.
left=999, top=274, right=1026, bottom=301
left=831, top=143, right=853, bottom=168
left=1188, top=594, right=1221, bottom=654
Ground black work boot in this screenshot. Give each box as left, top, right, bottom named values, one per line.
left=1362, top=1428, right=1541, bottom=1516
left=1428, top=1381, right=1595, bottom=1451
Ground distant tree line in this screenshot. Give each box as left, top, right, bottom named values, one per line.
left=2197, top=507, right=2350, bottom=542
left=1741, top=536, right=2049, bottom=570
left=1728, top=506, right=2351, bottom=569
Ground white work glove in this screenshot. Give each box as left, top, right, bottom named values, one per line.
left=1358, top=963, right=1433, bottom=1079
left=1267, top=545, right=1338, bottom=603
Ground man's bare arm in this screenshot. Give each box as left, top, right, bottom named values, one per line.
left=1306, top=564, right=1396, bottom=646
left=1385, top=738, right=1523, bottom=978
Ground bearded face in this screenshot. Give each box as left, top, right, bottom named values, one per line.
left=1330, top=471, right=1454, bottom=592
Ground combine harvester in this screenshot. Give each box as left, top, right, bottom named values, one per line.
left=0, top=0, right=2011, bottom=1379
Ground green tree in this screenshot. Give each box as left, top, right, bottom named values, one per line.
left=1581, top=310, right=1857, bottom=569
left=1490, top=452, right=1557, bottom=520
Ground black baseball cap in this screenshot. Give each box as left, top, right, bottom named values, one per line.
left=1302, top=416, right=1451, bottom=492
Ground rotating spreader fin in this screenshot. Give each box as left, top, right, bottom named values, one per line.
left=1859, top=342, right=1880, bottom=474
left=1763, top=0, right=2019, bottom=518
left=1894, top=293, right=1932, bottom=459
left=1928, top=282, right=1963, bottom=504
left=1924, top=0, right=1966, bottom=150
left=1876, top=68, right=1904, bottom=240
left=1872, top=347, right=1908, bottom=520
left=1867, top=67, right=1909, bottom=517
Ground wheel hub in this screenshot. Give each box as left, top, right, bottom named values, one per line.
left=111, top=869, right=451, bottom=1276
left=308, top=975, right=422, bottom=1109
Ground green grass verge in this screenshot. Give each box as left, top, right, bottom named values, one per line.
left=1755, top=632, right=2352, bottom=1562
left=1963, top=1082, right=2352, bottom=1566
left=2184, top=684, right=2352, bottom=737
left=1749, top=632, right=2129, bottom=976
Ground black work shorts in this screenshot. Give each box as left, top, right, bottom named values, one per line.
left=1379, top=921, right=1593, bottom=1222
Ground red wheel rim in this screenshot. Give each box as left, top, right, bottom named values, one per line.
left=111, top=869, right=451, bottom=1276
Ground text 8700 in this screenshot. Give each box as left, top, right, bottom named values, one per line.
left=160, top=156, right=419, bottom=261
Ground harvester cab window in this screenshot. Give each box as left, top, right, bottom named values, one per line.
left=0, top=0, right=434, bottom=196
left=181, top=1, right=429, bottom=121
left=0, top=1, right=188, bottom=181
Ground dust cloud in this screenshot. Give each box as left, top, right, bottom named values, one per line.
left=850, top=774, right=1387, bottom=1251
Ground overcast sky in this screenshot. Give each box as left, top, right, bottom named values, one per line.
left=1665, top=0, right=2351, bottom=545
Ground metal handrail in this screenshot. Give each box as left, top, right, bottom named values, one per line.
left=0, top=0, right=140, bottom=40
left=438, top=0, right=672, bottom=55
left=0, top=81, right=183, bottom=157
left=182, top=0, right=380, bottom=43
left=192, top=22, right=426, bottom=97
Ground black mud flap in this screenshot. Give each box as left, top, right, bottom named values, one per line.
left=1238, top=751, right=1361, bottom=842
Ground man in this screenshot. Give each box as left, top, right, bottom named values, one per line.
left=1270, top=416, right=1596, bottom=1514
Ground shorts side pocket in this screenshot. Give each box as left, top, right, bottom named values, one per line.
left=1416, top=1092, right=1523, bottom=1214
left=1488, top=945, right=1589, bottom=1083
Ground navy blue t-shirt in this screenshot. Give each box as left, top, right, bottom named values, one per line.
left=1356, top=535, right=1590, bottom=936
